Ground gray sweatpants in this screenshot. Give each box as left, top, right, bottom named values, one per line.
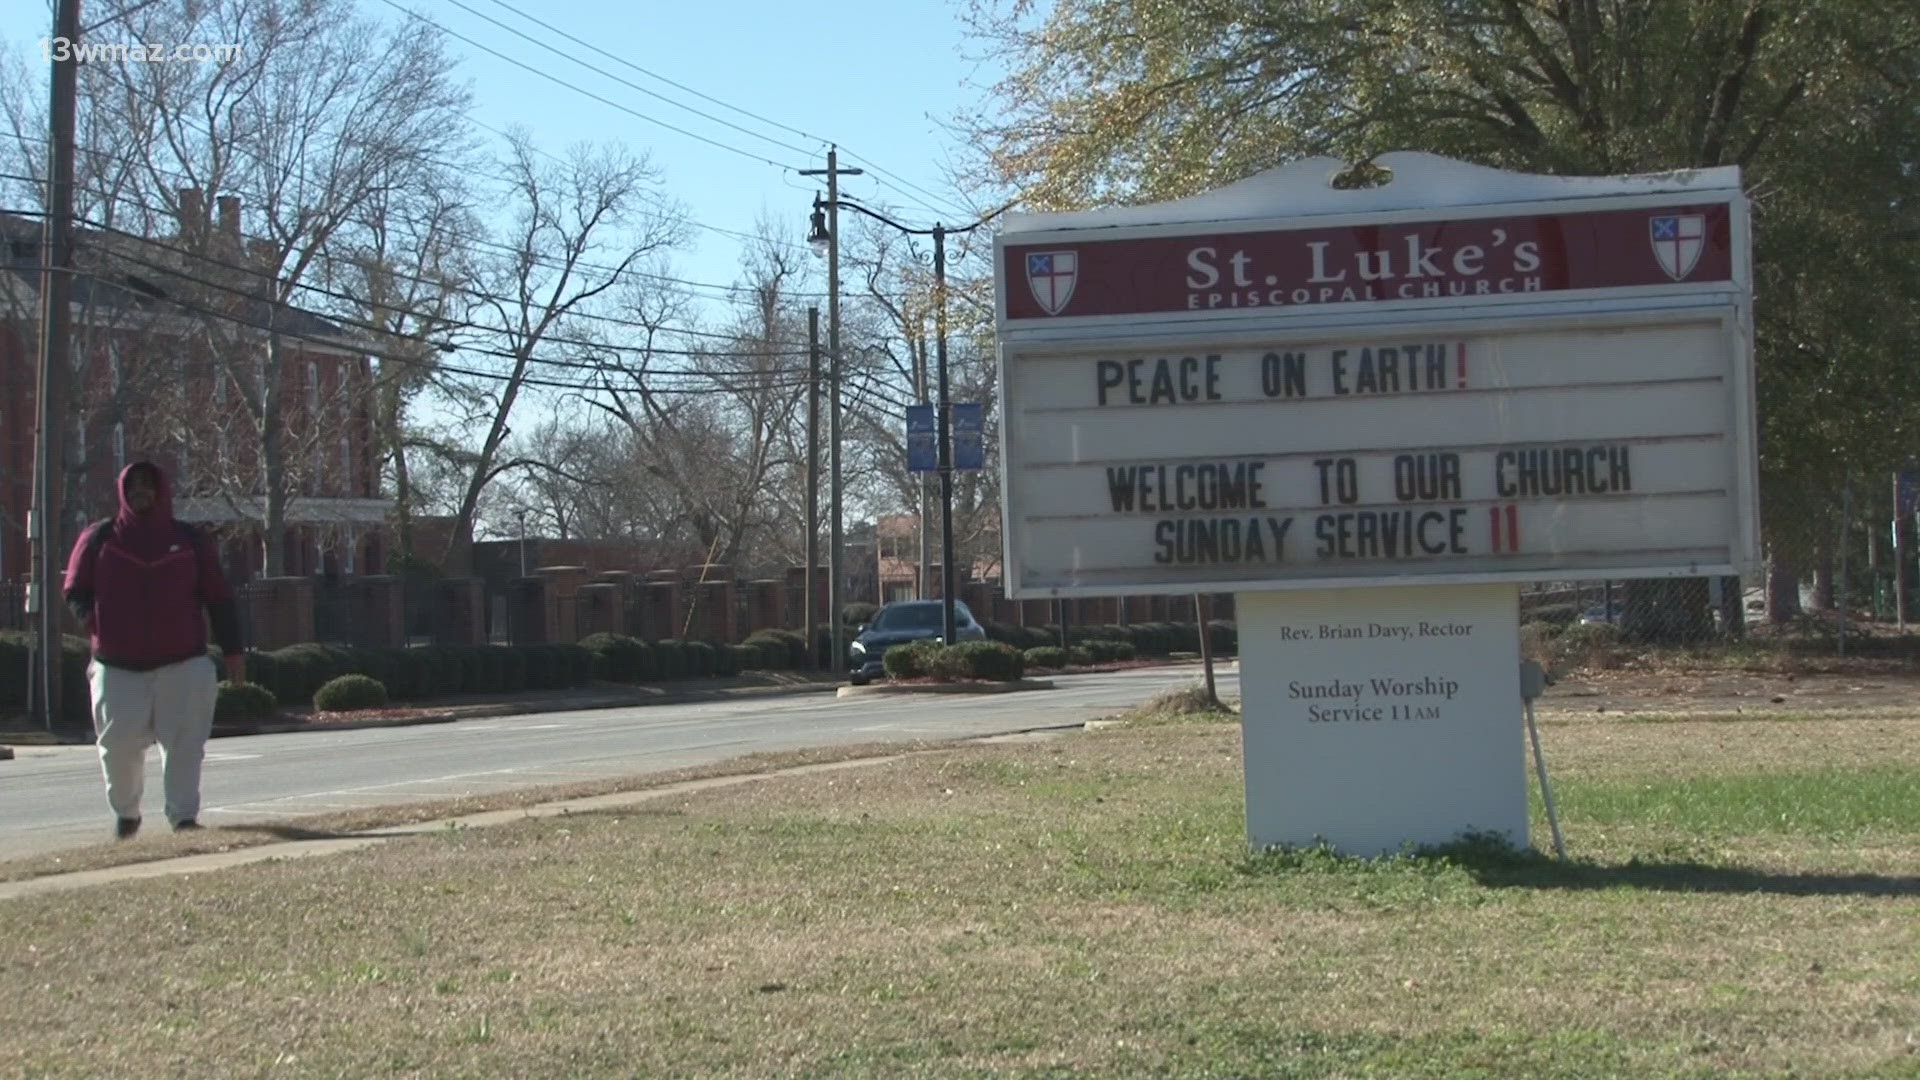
left=89, top=656, right=219, bottom=826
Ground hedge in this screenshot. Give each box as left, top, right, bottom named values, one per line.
left=215, top=681, right=279, bottom=723
left=931, top=641, right=1024, bottom=682
left=882, top=639, right=943, bottom=679
left=1023, top=646, right=1070, bottom=670
left=743, top=629, right=807, bottom=670
left=242, top=642, right=595, bottom=707
left=580, top=633, right=652, bottom=683
left=0, top=630, right=91, bottom=730
left=314, top=674, right=389, bottom=712
left=982, top=620, right=1233, bottom=659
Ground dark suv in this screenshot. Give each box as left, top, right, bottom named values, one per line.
left=848, top=599, right=987, bottom=685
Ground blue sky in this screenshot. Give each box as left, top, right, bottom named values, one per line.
left=3, top=0, right=1001, bottom=303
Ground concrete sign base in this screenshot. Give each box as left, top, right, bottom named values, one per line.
left=1237, top=584, right=1527, bottom=855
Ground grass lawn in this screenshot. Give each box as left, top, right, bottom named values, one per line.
left=3, top=696, right=1918, bottom=1077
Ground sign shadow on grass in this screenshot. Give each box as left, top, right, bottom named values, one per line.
left=1466, top=861, right=1920, bottom=898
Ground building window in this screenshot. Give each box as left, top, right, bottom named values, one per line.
left=306, top=361, right=319, bottom=412
left=338, top=435, right=351, bottom=494
left=113, top=422, right=125, bottom=472
left=108, top=342, right=122, bottom=394
left=214, top=368, right=227, bottom=406
left=216, top=430, right=229, bottom=469
left=74, top=420, right=85, bottom=463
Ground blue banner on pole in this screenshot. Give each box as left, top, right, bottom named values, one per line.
left=952, top=403, right=985, bottom=470
left=906, top=405, right=936, bottom=473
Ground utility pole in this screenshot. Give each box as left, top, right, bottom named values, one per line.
left=800, top=149, right=861, bottom=676
left=804, top=308, right=821, bottom=669
left=1896, top=470, right=1912, bottom=632
left=29, top=0, right=81, bottom=731
left=1195, top=594, right=1220, bottom=708
left=916, top=333, right=929, bottom=600
left=933, top=225, right=957, bottom=645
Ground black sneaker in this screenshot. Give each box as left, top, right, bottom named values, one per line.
left=114, top=817, right=141, bottom=840
left=173, top=820, right=201, bottom=833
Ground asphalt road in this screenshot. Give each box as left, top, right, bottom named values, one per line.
left=0, top=665, right=1239, bottom=862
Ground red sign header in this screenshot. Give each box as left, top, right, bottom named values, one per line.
left=1002, top=203, right=1734, bottom=321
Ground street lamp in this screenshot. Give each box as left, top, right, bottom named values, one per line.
left=517, top=509, right=528, bottom=578
left=806, top=190, right=1003, bottom=648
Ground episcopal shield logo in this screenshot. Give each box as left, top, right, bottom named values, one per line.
left=1649, top=214, right=1706, bottom=281
left=1025, top=250, right=1078, bottom=315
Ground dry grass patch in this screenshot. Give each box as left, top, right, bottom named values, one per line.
left=3, top=706, right=1919, bottom=1077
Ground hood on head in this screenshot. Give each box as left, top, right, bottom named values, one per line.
left=116, top=460, right=174, bottom=526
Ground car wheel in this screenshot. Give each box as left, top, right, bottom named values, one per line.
left=849, top=674, right=869, bottom=687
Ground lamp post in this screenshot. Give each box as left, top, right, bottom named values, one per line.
left=808, top=193, right=1003, bottom=648
left=517, top=510, right=528, bottom=578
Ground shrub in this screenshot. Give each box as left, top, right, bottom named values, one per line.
left=1143, top=683, right=1228, bottom=716
left=883, top=639, right=942, bottom=679
left=718, top=644, right=756, bottom=678
left=1068, top=646, right=1093, bottom=666
left=683, top=640, right=718, bottom=680
left=743, top=629, right=807, bottom=669
left=1023, top=645, right=1070, bottom=670
left=1108, top=640, right=1137, bottom=661
left=933, top=640, right=1024, bottom=682
left=841, top=602, right=879, bottom=627
left=313, top=674, right=389, bottom=712
left=215, top=681, right=279, bottom=723
left=580, top=633, right=651, bottom=683
left=491, top=646, right=528, bottom=692
left=1206, top=619, right=1238, bottom=656
left=557, top=644, right=594, bottom=687
left=651, top=639, right=688, bottom=681
left=1553, top=621, right=1623, bottom=670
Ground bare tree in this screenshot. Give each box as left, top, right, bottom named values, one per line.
left=325, top=175, right=480, bottom=563
left=437, top=134, right=687, bottom=571
left=13, top=0, right=473, bottom=574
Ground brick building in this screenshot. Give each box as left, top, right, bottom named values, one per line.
left=0, top=193, right=386, bottom=582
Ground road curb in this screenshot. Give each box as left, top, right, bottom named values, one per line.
left=211, top=680, right=846, bottom=737
left=836, top=679, right=1057, bottom=699
left=2, top=679, right=846, bottom=746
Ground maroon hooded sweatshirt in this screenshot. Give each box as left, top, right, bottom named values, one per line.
left=62, top=461, right=243, bottom=670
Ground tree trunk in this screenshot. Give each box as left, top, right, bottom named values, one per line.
left=1717, top=575, right=1746, bottom=637
left=381, top=389, right=414, bottom=559
left=261, top=334, right=288, bottom=577
left=1620, top=577, right=1713, bottom=645
left=1767, top=553, right=1802, bottom=623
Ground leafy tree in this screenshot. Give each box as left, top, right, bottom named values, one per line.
left=965, top=0, right=1920, bottom=623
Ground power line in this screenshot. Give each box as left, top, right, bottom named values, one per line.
left=374, top=0, right=806, bottom=173
left=62, top=262, right=822, bottom=398
left=466, top=0, right=976, bottom=223
left=84, top=224, right=810, bottom=372
left=0, top=111, right=824, bottom=283
left=35, top=213, right=816, bottom=381
left=3, top=193, right=820, bottom=361
left=441, top=0, right=816, bottom=159
left=0, top=161, right=844, bottom=330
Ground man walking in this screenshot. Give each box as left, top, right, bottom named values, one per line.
left=63, top=461, right=245, bottom=838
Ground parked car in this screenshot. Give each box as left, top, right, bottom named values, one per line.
left=848, top=599, right=986, bottom=685
left=1577, top=601, right=1624, bottom=626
